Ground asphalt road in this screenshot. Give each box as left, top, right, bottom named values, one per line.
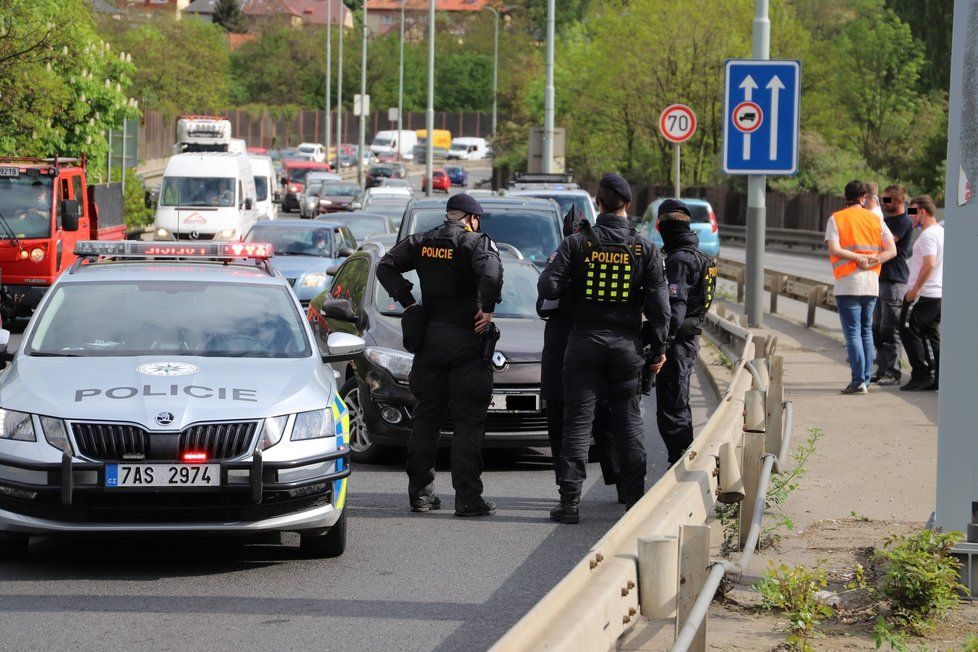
left=720, top=243, right=833, bottom=283
left=0, top=356, right=717, bottom=651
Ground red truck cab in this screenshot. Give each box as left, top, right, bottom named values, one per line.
left=0, top=157, right=124, bottom=321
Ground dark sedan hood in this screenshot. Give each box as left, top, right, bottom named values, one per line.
left=370, top=313, right=543, bottom=363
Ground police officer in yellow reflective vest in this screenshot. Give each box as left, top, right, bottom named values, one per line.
left=377, top=193, right=504, bottom=517
left=655, top=199, right=718, bottom=465
left=538, top=174, right=671, bottom=523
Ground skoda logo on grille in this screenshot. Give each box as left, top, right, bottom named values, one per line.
left=137, top=362, right=199, bottom=377
left=156, top=411, right=175, bottom=426
left=492, top=351, right=508, bottom=372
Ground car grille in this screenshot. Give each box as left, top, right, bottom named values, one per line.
left=441, top=411, right=548, bottom=434
left=72, top=421, right=257, bottom=462
left=173, top=232, right=215, bottom=241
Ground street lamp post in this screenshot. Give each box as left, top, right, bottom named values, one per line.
left=335, top=7, right=344, bottom=172
left=357, top=4, right=369, bottom=188
left=325, top=0, right=332, bottom=168
left=483, top=6, right=499, bottom=139
left=397, top=0, right=405, bottom=157
left=542, top=0, right=555, bottom=173
left=425, top=0, right=434, bottom=197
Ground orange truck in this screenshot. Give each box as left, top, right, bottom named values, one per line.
left=0, top=156, right=125, bottom=322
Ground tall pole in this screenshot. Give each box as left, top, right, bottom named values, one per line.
left=325, top=0, right=332, bottom=168
left=336, top=10, right=343, bottom=171
left=673, top=143, right=681, bottom=198
left=542, top=0, right=555, bottom=173
left=357, top=4, right=368, bottom=188
left=425, top=0, right=434, bottom=197
left=397, top=0, right=405, bottom=157
left=485, top=6, right=499, bottom=139
left=745, top=0, right=769, bottom=327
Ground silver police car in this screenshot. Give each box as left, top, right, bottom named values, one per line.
left=0, top=241, right=363, bottom=558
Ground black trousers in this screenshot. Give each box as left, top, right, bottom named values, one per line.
left=558, top=329, right=646, bottom=504
left=407, top=321, right=493, bottom=507
left=547, top=400, right=619, bottom=486
left=899, top=297, right=941, bottom=381
left=872, top=281, right=906, bottom=377
left=656, top=333, right=700, bottom=465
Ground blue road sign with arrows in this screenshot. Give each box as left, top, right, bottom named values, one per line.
left=723, top=59, right=801, bottom=175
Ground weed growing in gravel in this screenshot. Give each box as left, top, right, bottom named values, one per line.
left=873, top=529, right=966, bottom=634
left=755, top=560, right=834, bottom=651
left=761, top=428, right=822, bottom=549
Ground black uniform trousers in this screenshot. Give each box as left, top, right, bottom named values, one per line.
left=899, top=297, right=941, bottom=382
left=558, top=329, right=645, bottom=504
left=407, top=321, right=493, bottom=507
left=656, top=327, right=700, bottom=465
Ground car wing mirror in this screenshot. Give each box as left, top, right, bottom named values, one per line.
left=320, top=298, right=357, bottom=322
left=244, top=197, right=254, bottom=210
left=337, top=246, right=355, bottom=257
left=323, top=332, right=365, bottom=363
left=61, top=200, right=80, bottom=231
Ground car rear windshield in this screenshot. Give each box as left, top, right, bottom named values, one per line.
left=320, top=183, right=360, bottom=197
left=27, top=281, right=311, bottom=358
left=523, top=193, right=593, bottom=221
left=245, top=224, right=335, bottom=257
left=370, top=166, right=394, bottom=176
left=327, top=215, right=388, bottom=240
left=404, top=209, right=560, bottom=266
left=376, top=262, right=539, bottom=319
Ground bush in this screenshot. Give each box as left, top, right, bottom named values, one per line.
left=874, top=530, right=966, bottom=634
left=755, top=561, right=834, bottom=651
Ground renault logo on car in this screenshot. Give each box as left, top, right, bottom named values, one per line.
left=492, top=351, right=508, bottom=372
left=155, top=411, right=175, bottom=426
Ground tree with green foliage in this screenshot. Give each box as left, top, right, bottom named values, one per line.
left=0, top=0, right=137, bottom=175
left=213, top=0, right=246, bottom=34
left=99, top=14, right=230, bottom=115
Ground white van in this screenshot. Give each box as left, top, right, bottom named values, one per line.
left=447, top=137, right=488, bottom=161
left=371, top=129, right=419, bottom=161
left=295, top=143, right=326, bottom=163
left=248, top=154, right=279, bottom=220
left=154, top=152, right=258, bottom=241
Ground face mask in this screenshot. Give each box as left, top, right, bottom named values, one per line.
left=659, top=219, right=690, bottom=243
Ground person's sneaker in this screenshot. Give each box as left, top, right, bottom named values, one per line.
left=841, top=382, right=868, bottom=395
left=410, top=495, right=442, bottom=513
left=877, top=374, right=902, bottom=386
left=455, top=497, right=496, bottom=517
left=900, top=378, right=934, bottom=392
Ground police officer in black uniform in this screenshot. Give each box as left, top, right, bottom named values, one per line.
left=655, top=199, right=717, bottom=465
left=376, top=193, right=503, bottom=517
left=538, top=174, right=671, bottom=523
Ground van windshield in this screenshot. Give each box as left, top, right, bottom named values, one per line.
left=160, top=177, right=236, bottom=208
left=0, top=174, right=53, bottom=238
left=297, top=145, right=318, bottom=153
left=450, top=143, right=468, bottom=151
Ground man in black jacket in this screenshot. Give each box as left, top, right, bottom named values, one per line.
left=656, top=199, right=716, bottom=465
left=538, top=173, right=670, bottom=522
left=376, top=193, right=503, bottom=517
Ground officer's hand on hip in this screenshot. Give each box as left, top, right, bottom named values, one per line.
left=474, top=309, right=493, bottom=334
left=649, top=354, right=666, bottom=375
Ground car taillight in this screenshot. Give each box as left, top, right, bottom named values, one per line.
left=709, top=210, right=718, bottom=233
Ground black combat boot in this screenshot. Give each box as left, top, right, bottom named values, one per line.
left=549, top=490, right=581, bottom=524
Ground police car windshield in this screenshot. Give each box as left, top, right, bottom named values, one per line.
left=245, top=224, right=334, bottom=257
left=405, top=209, right=560, bottom=266
left=375, top=262, right=539, bottom=319
left=0, top=174, right=53, bottom=238
left=27, top=281, right=311, bottom=358
left=160, top=177, right=235, bottom=208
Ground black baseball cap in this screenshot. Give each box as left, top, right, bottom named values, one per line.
left=657, top=198, right=692, bottom=218
left=446, top=193, right=484, bottom=217
left=599, top=173, right=632, bottom=203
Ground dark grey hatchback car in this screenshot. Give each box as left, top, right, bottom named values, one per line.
left=307, top=241, right=548, bottom=463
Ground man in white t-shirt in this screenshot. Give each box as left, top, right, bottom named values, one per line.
left=899, top=194, right=943, bottom=391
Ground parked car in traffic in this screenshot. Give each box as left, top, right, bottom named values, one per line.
left=639, top=197, right=720, bottom=257
left=281, top=161, right=333, bottom=213
left=297, top=172, right=343, bottom=218
left=309, top=243, right=548, bottom=462
left=421, top=169, right=451, bottom=193
left=444, top=165, right=468, bottom=187
left=502, top=187, right=596, bottom=225
left=316, top=211, right=392, bottom=242
left=243, top=219, right=357, bottom=306
left=397, top=196, right=561, bottom=268
left=306, top=181, right=362, bottom=217
left=365, top=164, right=395, bottom=189
left=295, top=142, right=327, bottom=163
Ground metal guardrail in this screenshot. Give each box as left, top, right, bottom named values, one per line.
left=720, top=224, right=825, bottom=251
left=492, top=312, right=790, bottom=651
left=717, top=257, right=836, bottom=327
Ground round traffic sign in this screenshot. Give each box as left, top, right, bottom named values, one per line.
left=659, top=104, right=697, bottom=143
left=732, top=101, right=763, bottom=133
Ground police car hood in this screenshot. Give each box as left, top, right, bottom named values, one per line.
left=1, top=355, right=330, bottom=431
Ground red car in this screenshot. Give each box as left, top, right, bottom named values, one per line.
left=282, top=160, right=333, bottom=212
left=422, top=169, right=451, bottom=193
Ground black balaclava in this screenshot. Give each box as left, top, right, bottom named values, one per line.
left=659, top=219, right=691, bottom=247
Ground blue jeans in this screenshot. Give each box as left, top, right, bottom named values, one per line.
left=836, top=295, right=877, bottom=387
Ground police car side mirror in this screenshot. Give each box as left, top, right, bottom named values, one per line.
left=324, top=332, right=365, bottom=362
left=321, top=298, right=357, bottom=322
left=61, top=200, right=80, bottom=232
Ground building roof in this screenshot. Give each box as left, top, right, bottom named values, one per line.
left=367, top=0, right=491, bottom=11
left=186, top=0, right=348, bottom=23
left=184, top=0, right=218, bottom=13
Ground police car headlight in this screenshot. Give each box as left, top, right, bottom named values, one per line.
left=291, top=409, right=335, bottom=442
left=365, top=346, right=413, bottom=383
left=0, top=409, right=35, bottom=442
left=258, top=415, right=288, bottom=451
left=40, top=416, right=71, bottom=453
left=300, top=272, right=330, bottom=288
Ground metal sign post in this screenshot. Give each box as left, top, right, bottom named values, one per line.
left=659, top=104, right=697, bottom=199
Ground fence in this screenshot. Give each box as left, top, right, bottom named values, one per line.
left=717, top=257, right=837, bottom=327
left=138, top=108, right=491, bottom=160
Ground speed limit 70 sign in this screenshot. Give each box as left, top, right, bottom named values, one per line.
left=659, top=104, right=697, bottom=143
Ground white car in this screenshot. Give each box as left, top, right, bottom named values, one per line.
left=296, top=143, right=327, bottom=163
left=0, top=240, right=364, bottom=558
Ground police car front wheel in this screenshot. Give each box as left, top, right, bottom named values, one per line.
left=299, top=509, right=347, bottom=558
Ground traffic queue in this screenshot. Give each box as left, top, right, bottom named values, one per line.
left=0, top=114, right=720, bottom=555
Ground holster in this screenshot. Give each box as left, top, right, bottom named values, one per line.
left=482, top=322, right=501, bottom=363
left=402, top=304, right=428, bottom=353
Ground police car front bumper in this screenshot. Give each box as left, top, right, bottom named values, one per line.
left=0, top=447, right=350, bottom=534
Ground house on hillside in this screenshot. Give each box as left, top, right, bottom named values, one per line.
left=366, top=0, right=493, bottom=40
left=184, top=0, right=353, bottom=28
left=122, top=0, right=191, bottom=18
